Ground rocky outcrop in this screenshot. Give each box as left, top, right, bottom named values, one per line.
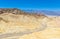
left=0, top=8, right=23, bottom=14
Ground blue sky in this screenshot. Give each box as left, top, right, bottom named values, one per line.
left=0, top=0, right=60, bottom=10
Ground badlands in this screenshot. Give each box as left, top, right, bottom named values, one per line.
left=0, top=8, right=60, bottom=39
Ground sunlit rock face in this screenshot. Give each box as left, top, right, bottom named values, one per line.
left=0, top=8, right=60, bottom=39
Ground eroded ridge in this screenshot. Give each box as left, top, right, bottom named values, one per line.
left=0, top=10, right=48, bottom=39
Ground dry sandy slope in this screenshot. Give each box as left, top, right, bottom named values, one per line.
left=0, top=13, right=60, bottom=39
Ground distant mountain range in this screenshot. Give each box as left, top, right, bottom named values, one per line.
left=23, top=10, right=60, bottom=16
